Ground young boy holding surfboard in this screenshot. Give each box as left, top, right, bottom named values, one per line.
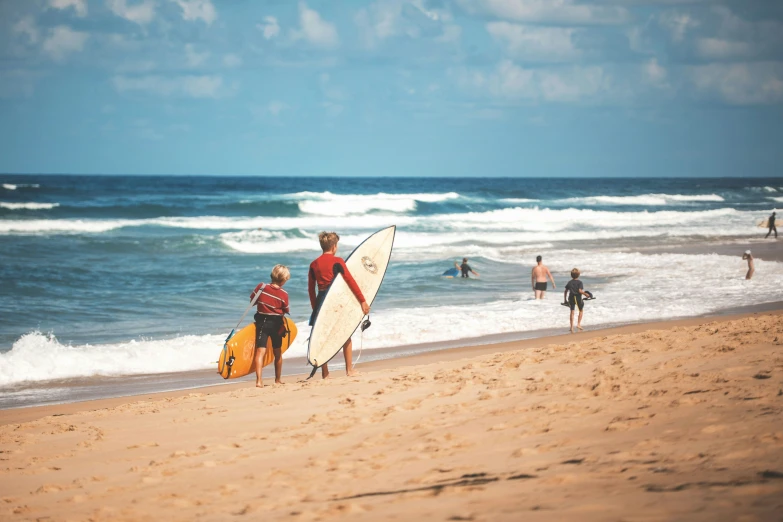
left=308, top=231, right=371, bottom=378
left=250, top=264, right=291, bottom=387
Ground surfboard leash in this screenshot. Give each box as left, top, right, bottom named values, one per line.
left=354, top=314, right=371, bottom=367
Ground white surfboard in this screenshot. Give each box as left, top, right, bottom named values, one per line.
left=307, top=225, right=396, bottom=368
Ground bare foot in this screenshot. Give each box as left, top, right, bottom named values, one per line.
left=321, top=373, right=331, bottom=380
left=570, top=328, right=574, bottom=334
left=346, top=369, right=361, bottom=377
left=577, top=325, right=584, bottom=331
left=275, top=380, right=284, bottom=385
left=255, top=382, right=264, bottom=388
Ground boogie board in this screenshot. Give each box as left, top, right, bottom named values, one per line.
left=442, top=267, right=460, bottom=278
left=307, top=225, right=395, bottom=369
left=217, top=317, right=298, bottom=379
left=561, top=291, right=595, bottom=307
left=758, top=218, right=771, bottom=228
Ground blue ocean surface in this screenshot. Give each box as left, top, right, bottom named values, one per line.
left=1, top=175, right=782, bottom=405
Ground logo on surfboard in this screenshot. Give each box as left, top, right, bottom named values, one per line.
left=361, top=256, right=378, bottom=274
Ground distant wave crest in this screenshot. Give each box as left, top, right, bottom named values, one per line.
left=0, top=202, right=59, bottom=210
left=558, top=194, right=724, bottom=206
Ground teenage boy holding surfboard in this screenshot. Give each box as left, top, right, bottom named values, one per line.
left=308, top=231, right=371, bottom=378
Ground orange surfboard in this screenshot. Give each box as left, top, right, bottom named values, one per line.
left=217, top=318, right=298, bottom=379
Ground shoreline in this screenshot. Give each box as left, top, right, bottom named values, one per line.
left=2, top=306, right=781, bottom=425
left=1, top=237, right=780, bottom=412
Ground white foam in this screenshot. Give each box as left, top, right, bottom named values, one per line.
left=768, top=197, right=783, bottom=203
left=293, top=191, right=459, bottom=216
left=763, top=187, right=778, bottom=192
left=0, top=332, right=226, bottom=387
left=0, top=202, right=59, bottom=210
left=499, top=198, right=539, bottom=204
left=219, top=229, right=316, bottom=254
left=558, top=194, right=725, bottom=206
left=0, top=219, right=132, bottom=234
left=0, top=207, right=761, bottom=243
left=2, top=183, right=39, bottom=190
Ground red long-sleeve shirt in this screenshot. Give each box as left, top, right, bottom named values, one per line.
left=308, top=253, right=365, bottom=309
left=251, top=283, right=289, bottom=316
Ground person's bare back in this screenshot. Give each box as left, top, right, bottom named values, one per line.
left=531, top=255, right=555, bottom=299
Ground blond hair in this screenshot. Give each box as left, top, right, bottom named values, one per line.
left=570, top=268, right=580, bottom=279
left=318, top=231, right=340, bottom=252
left=271, top=264, right=291, bottom=285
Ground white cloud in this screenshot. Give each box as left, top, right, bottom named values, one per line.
left=0, top=70, right=42, bottom=98
left=695, top=38, right=753, bottom=60
left=461, top=60, right=611, bottom=103
left=13, top=17, right=40, bottom=45
left=687, top=61, right=783, bottom=105
left=644, top=57, right=669, bottom=88
left=355, top=0, right=461, bottom=48
left=486, top=22, right=580, bottom=62
left=49, top=0, right=88, bottom=17
left=658, top=11, right=699, bottom=43
left=42, top=25, right=89, bottom=61
left=185, top=44, right=209, bottom=67
left=171, top=0, right=217, bottom=25
left=112, top=75, right=230, bottom=98
left=258, top=16, right=280, bottom=40
left=294, top=3, right=339, bottom=48
left=322, top=101, right=344, bottom=117
left=268, top=101, right=288, bottom=116
left=458, top=0, right=630, bottom=25
left=693, top=7, right=783, bottom=61
left=106, top=0, right=156, bottom=25
left=223, top=54, right=242, bottom=68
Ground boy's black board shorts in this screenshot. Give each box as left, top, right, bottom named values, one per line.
left=534, top=282, right=547, bottom=291
left=254, top=313, right=284, bottom=350
left=568, top=293, right=584, bottom=311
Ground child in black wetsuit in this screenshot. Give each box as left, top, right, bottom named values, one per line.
left=564, top=268, right=589, bottom=333
left=460, top=258, right=480, bottom=278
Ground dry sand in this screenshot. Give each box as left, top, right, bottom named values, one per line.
left=1, top=311, right=782, bottom=521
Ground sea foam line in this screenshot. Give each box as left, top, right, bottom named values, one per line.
left=0, top=202, right=59, bottom=210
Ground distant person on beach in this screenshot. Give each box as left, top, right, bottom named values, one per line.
left=309, top=231, right=370, bottom=379
left=250, top=264, right=291, bottom=387
left=564, top=268, right=589, bottom=333
left=742, top=250, right=754, bottom=280
left=531, top=255, right=555, bottom=299
left=461, top=258, right=480, bottom=278
left=765, top=211, right=777, bottom=239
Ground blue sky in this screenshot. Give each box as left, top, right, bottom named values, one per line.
left=0, top=0, right=782, bottom=177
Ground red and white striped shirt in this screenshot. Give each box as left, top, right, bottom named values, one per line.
left=250, top=283, right=289, bottom=316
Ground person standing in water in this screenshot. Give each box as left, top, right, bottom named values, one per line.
left=765, top=211, right=777, bottom=239
left=742, top=250, right=754, bottom=280
left=531, top=255, right=556, bottom=299
left=460, top=258, right=480, bottom=278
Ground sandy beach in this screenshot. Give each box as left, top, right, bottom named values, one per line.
left=1, top=311, right=782, bottom=521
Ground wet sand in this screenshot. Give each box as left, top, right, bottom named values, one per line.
left=1, top=310, right=782, bottom=521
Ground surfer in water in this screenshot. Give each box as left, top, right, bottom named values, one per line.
left=309, top=231, right=370, bottom=378
left=461, top=258, right=480, bottom=278
left=765, top=211, right=777, bottom=239
left=250, top=264, right=291, bottom=387
left=531, top=255, right=555, bottom=299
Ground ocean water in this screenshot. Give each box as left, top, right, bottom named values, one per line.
left=1, top=176, right=781, bottom=406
